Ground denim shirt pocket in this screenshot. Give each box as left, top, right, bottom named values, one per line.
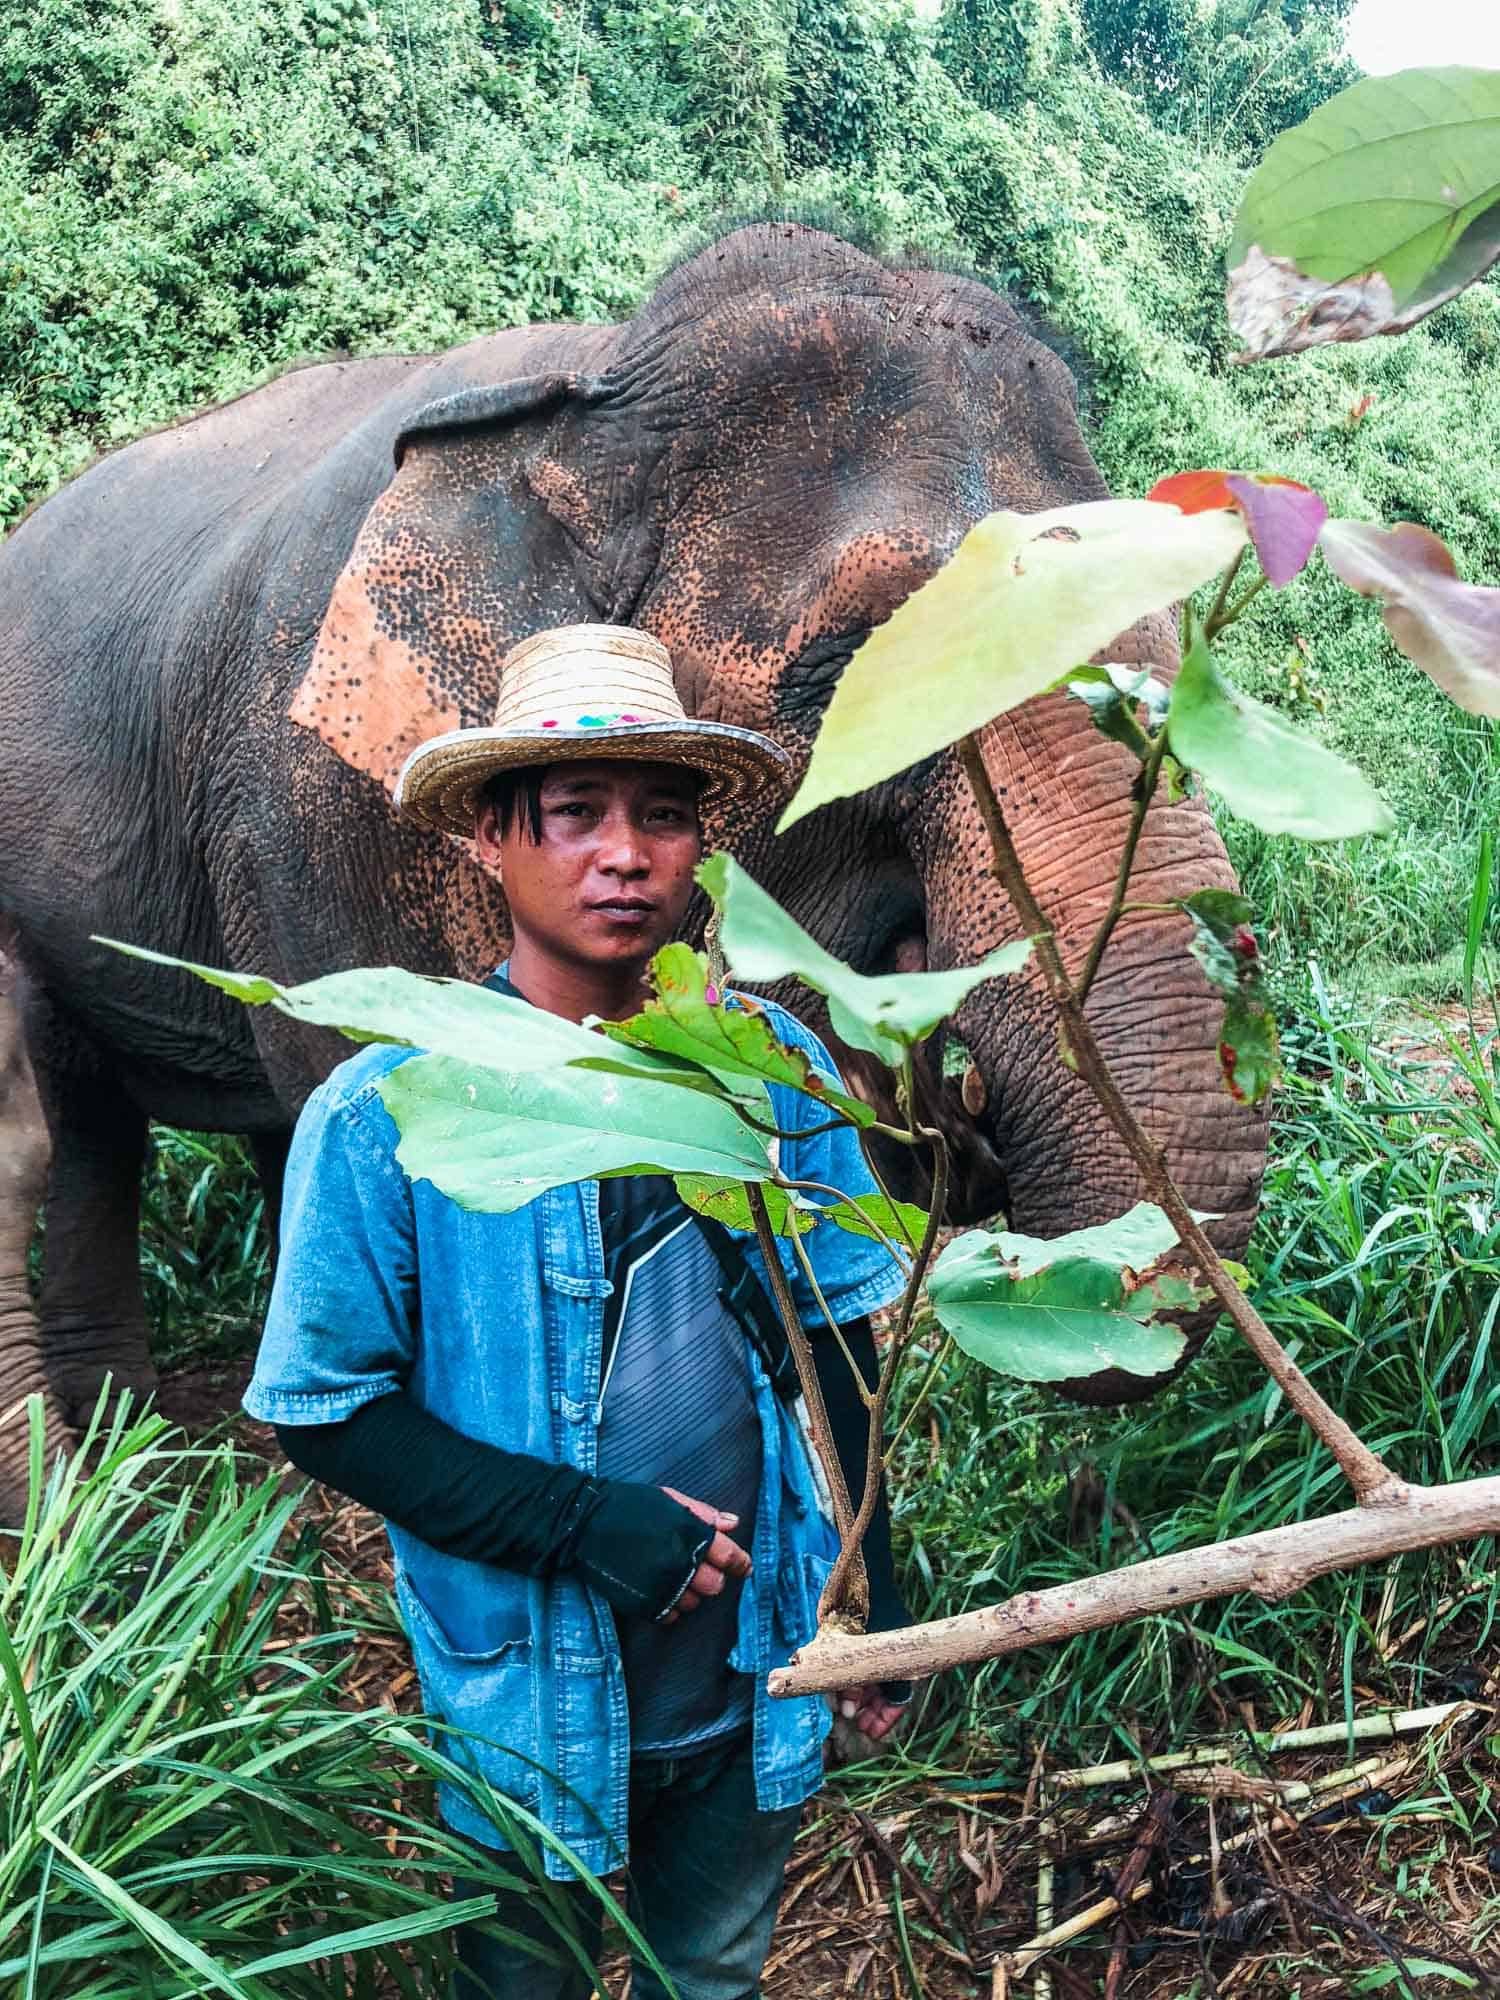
left=395, top=1566, right=544, bottom=1812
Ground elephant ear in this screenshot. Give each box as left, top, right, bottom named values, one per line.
left=291, top=373, right=608, bottom=799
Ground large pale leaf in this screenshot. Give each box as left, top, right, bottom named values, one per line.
left=1228, top=67, right=1500, bottom=361
left=98, top=940, right=739, bottom=1098
left=1166, top=620, right=1393, bottom=841
left=699, top=852, right=1032, bottom=1065
left=927, top=1215, right=1197, bottom=1385
left=381, top=1055, right=774, bottom=1212
left=601, top=942, right=873, bottom=1125
left=777, top=501, right=1246, bottom=830
left=1319, top=519, right=1500, bottom=719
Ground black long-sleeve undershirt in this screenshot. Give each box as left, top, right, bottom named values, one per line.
left=274, top=1315, right=908, bottom=1639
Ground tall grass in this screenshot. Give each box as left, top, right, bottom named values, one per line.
left=0, top=1400, right=650, bottom=1998
left=879, top=974, right=1500, bottom=1774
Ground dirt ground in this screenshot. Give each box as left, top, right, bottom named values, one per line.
left=154, top=1361, right=1500, bottom=1999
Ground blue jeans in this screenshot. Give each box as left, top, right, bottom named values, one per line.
left=451, top=1730, right=804, bottom=2000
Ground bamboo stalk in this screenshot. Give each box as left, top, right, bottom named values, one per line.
left=1003, top=1748, right=1426, bottom=1980
left=1045, top=1701, right=1472, bottom=1790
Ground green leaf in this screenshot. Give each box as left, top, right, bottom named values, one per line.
left=1350, top=1961, right=1478, bottom=1993
left=928, top=1236, right=1193, bottom=1384
left=1219, top=990, right=1281, bottom=1107
left=1166, top=617, right=1392, bottom=841
left=99, top=940, right=742, bottom=1102
left=1065, top=662, right=1170, bottom=758
left=380, top=1054, right=774, bottom=1212
left=819, top=1191, right=929, bottom=1253
left=672, top=1175, right=816, bottom=1235
left=698, top=852, right=1032, bottom=1065
left=1180, top=889, right=1257, bottom=997
left=777, top=499, right=1246, bottom=829
left=1228, top=67, right=1500, bottom=360
left=992, top=1202, right=1207, bottom=1277
left=602, top=942, right=873, bottom=1125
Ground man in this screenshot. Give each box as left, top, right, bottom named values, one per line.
left=244, top=623, right=911, bottom=1999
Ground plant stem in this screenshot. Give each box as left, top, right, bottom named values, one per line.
left=786, top=1220, right=875, bottom=1411
left=1075, top=730, right=1170, bottom=1006
left=744, top=1182, right=868, bottom=1627
left=1202, top=546, right=1247, bottom=633
left=819, top=1127, right=951, bottom=1625
left=884, top=1332, right=954, bottom=1461
left=1207, top=573, right=1269, bottom=639
left=954, top=732, right=1399, bottom=1507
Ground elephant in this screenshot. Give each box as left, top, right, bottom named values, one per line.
left=0, top=223, right=1268, bottom=1517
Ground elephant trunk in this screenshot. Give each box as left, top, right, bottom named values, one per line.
left=916, top=694, right=1269, bottom=1403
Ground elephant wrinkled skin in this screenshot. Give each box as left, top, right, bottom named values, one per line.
left=0, top=225, right=1268, bottom=1518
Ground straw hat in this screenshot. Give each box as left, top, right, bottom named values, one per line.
left=395, top=624, right=792, bottom=837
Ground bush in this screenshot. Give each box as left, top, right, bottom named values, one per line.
left=0, top=1402, right=620, bottom=1995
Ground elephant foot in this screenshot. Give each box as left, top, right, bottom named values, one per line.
left=0, top=1316, right=84, bottom=1527
left=43, top=1317, right=159, bottom=1429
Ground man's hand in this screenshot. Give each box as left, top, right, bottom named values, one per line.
left=833, top=1685, right=906, bottom=1741
left=657, top=1486, right=752, bottom=1624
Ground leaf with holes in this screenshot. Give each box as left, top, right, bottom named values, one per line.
left=777, top=500, right=1246, bottom=829
left=698, top=852, right=1032, bottom=1065
left=673, top=1176, right=817, bottom=1236
left=380, top=1055, right=775, bottom=1213
left=1227, top=67, right=1500, bottom=360
left=600, top=942, right=872, bottom=1126
left=1166, top=618, right=1392, bottom=840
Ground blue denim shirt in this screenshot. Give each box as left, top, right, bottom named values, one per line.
left=244, top=995, right=903, bottom=1879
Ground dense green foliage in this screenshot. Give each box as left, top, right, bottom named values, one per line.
left=4, top=0, right=1496, bottom=981
left=0, top=1403, right=623, bottom=1995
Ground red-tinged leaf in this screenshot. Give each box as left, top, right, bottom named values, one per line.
left=1152, top=470, right=1329, bottom=585
left=1147, top=470, right=1236, bottom=514
left=1224, top=475, right=1328, bottom=586
left=1219, top=992, right=1280, bottom=1106
left=1319, top=519, right=1500, bottom=718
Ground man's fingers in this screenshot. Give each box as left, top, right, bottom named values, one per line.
left=661, top=1485, right=739, bottom=1532
left=704, top=1529, right=752, bottom=1577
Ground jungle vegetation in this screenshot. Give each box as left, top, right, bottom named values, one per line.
left=3, top=0, right=1498, bottom=991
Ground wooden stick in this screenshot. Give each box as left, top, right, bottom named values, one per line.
left=768, top=1475, right=1500, bottom=1694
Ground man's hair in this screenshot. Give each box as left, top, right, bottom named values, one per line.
left=478, top=768, right=547, bottom=843
left=476, top=763, right=708, bottom=842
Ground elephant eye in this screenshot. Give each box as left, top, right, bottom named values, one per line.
left=775, top=629, right=868, bottom=728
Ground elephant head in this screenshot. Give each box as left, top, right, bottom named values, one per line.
left=291, top=224, right=1268, bottom=1398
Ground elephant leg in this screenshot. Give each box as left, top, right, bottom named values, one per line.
left=0, top=951, right=76, bottom=1521
left=250, top=1129, right=292, bottom=1261
left=24, top=987, right=155, bottom=1424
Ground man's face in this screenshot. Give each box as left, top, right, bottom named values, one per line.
left=476, top=760, right=704, bottom=973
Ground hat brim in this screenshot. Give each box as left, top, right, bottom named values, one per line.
left=394, top=721, right=793, bottom=837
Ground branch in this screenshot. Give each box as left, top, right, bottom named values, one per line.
left=1074, top=729, right=1170, bottom=1006
left=768, top=1475, right=1500, bottom=1695
left=954, top=733, right=1397, bottom=1507
left=744, top=1182, right=868, bottom=1626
